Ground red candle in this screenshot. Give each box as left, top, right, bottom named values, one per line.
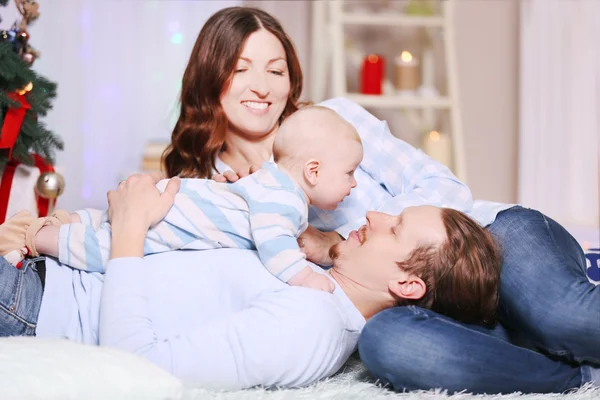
left=361, top=54, right=384, bottom=95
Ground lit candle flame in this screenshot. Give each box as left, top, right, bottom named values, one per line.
left=367, top=54, right=379, bottom=63
left=429, top=131, right=441, bottom=142
left=401, top=51, right=413, bottom=63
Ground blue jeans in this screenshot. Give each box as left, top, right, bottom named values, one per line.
left=0, top=256, right=44, bottom=336
left=358, top=207, right=600, bottom=394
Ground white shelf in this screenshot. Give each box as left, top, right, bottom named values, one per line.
left=341, top=13, right=444, bottom=27
left=313, top=0, right=467, bottom=183
left=345, top=93, right=452, bottom=109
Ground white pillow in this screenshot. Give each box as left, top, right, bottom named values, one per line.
left=0, top=337, right=183, bottom=400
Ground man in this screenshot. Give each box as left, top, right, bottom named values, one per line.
left=99, top=202, right=499, bottom=389
left=0, top=173, right=498, bottom=389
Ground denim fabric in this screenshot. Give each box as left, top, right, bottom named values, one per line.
left=0, top=256, right=44, bottom=336
left=489, top=207, right=600, bottom=364
left=358, top=207, right=600, bottom=394
left=359, top=306, right=583, bottom=394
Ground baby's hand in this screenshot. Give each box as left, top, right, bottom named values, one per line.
left=297, top=225, right=343, bottom=267
left=288, top=267, right=335, bottom=293
left=299, top=272, right=335, bottom=293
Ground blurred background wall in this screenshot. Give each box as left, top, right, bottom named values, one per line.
left=2, top=0, right=596, bottom=244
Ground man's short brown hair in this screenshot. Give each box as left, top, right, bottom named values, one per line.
left=396, top=208, right=501, bottom=326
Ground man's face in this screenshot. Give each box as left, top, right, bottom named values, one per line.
left=330, top=206, right=447, bottom=291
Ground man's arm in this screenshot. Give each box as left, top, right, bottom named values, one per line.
left=100, top=258, right=347, bottom=389
left=320, top=97, right=474, bottom=236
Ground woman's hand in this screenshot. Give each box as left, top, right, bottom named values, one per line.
left=298, top=225, right=344, bottom=267
left=211, top=164, right=261, bottom=183
left=107, top=173, right=180, bottom=259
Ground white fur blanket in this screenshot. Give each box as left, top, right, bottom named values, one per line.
left=0, top=337, right=597, bottom=400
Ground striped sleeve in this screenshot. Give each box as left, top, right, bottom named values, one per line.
left=57, top=221, right=111, bottom=272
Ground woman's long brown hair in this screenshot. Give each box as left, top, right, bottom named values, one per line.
left=162, top=7, right=303, bottom=178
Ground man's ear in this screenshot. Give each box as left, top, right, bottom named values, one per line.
left=303, top=159, right=320, bottom=186
left=388, top=276, right=426, bottom=300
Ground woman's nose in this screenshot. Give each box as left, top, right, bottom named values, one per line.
left=249, top=71, right=270, bottom=97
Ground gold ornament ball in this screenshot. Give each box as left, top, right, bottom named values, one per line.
left=35, top=172, right=66, bottom=199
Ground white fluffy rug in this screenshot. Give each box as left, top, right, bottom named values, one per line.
left=0, top=337, right=597, bottom=400
left=184, top=356, right=600, bottom=400
left=185, top=385, right=600, bottom=400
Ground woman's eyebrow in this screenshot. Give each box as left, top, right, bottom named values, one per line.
left=267, top=57, right=286, bottom=64
left=238, top=57, right=286, bottom=64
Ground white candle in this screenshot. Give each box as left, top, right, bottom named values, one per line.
left=420, top=47, right=435, bottom=90
left=422, top=130, right=453, bottom=168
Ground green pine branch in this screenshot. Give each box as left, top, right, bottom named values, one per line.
left=0, top=43, right=63, bottom=168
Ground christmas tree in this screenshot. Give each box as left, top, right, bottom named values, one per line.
left=0, top=0, right=64, bottom=226
left=0, top=0, right=63, bottom=168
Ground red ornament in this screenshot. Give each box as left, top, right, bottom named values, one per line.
left=361, top=54, right=384, bottom=95
left=0, top=92, right=31, bottom=158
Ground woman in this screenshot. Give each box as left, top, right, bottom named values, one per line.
left=159, top=6, right=599, bottom=394
left=1, top=5, right=597, bottom=393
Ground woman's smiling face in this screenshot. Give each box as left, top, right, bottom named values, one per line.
left=220, top=29, right=291, bottom=141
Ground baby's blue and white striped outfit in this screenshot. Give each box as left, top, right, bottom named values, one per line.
left=57, top=162, right=309, bottom=283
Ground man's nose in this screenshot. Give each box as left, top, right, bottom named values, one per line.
left=351, top=177, right=357, bottom=188
left=366, top=211, right=386, bottom=231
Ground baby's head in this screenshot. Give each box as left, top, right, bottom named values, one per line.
left=274, top=106, right=363, bottom=210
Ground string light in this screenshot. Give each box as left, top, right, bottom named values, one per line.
left=171, top=33, right=183, bottom=45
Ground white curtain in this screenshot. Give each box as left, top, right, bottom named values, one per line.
left=2, top=0, right=240, bottom=210
left=519, top=0, right=600, bottom=230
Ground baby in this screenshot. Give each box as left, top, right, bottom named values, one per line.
left=8, top=106, right=363, bottom=293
